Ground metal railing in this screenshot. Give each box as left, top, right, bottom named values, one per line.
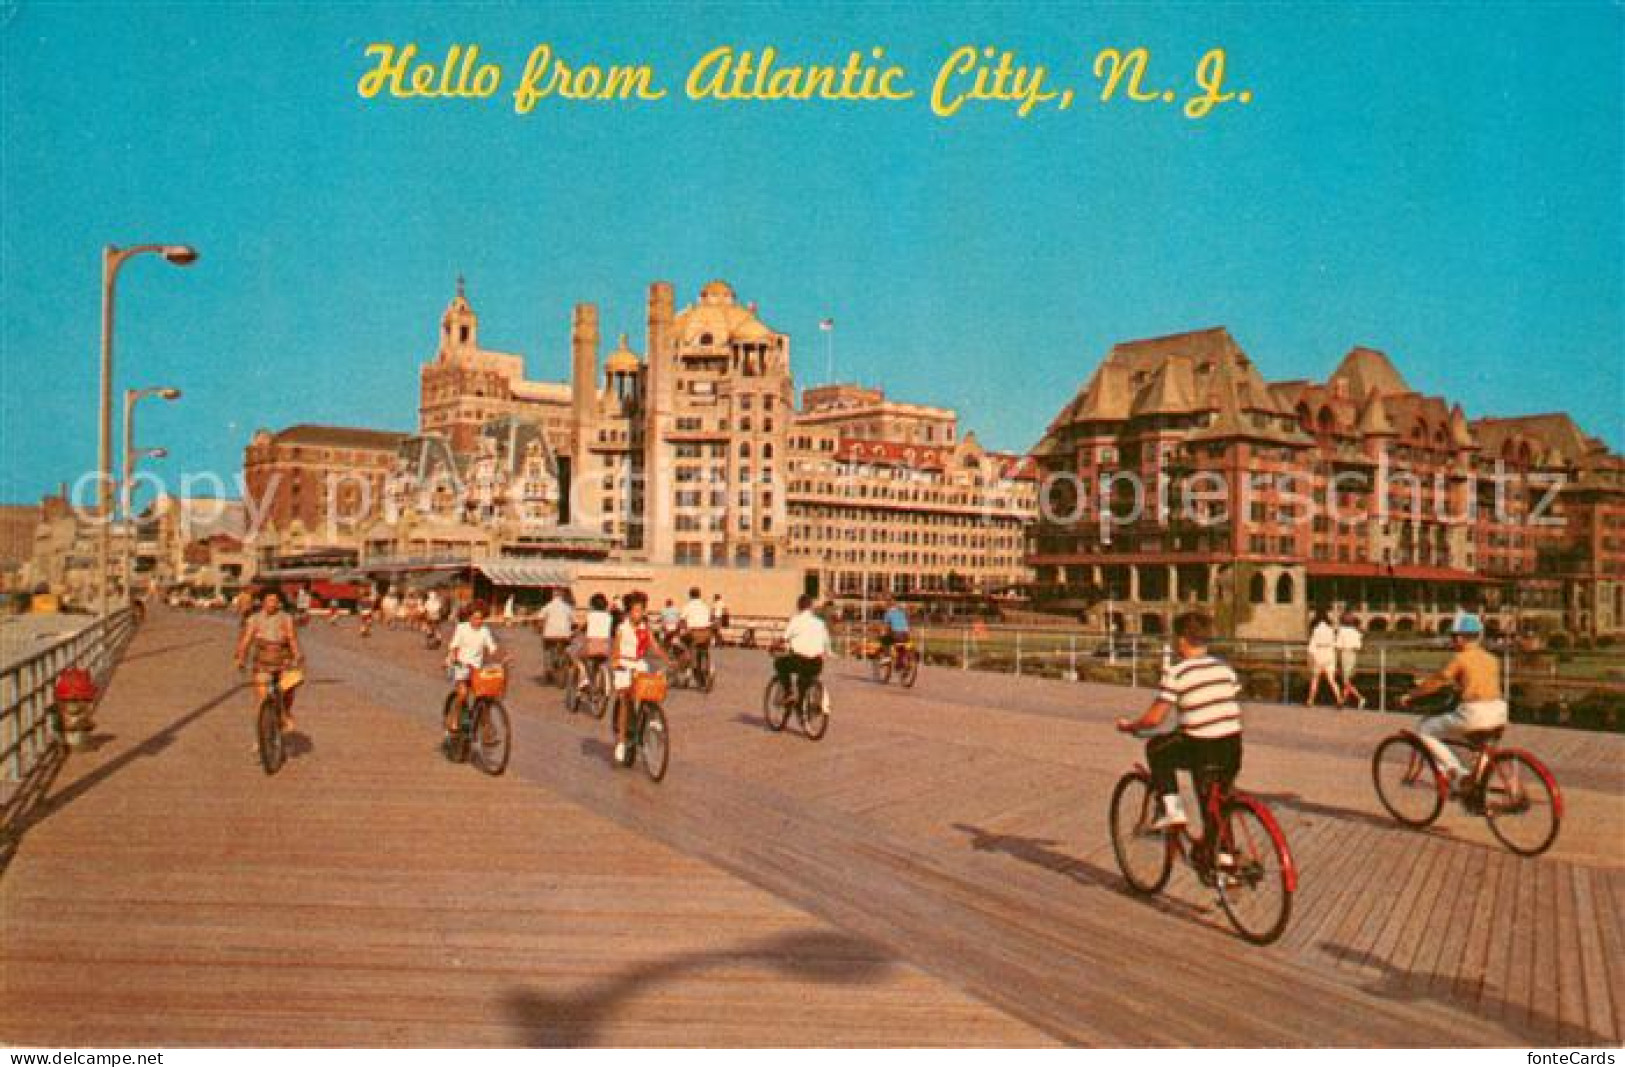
left=830, top=621, right=1624, bottom=722
left=1, top=608, right=137, bottom=786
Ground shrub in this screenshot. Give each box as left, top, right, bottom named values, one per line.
left=1547, top=632, right=1572, bottom=652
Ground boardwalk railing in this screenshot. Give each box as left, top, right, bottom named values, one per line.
left=1, top=608, right=138, bottom=788
left=831, top=623, right=1624, bottom=727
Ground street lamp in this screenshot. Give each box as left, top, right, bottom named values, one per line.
left=98, top=244, right=197, bottom=617
left=122, top=387, right=182, bottom=599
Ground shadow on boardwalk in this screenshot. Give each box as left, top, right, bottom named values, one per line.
left=1318, top=939, right=1617, bottom=1048
left=0, top=681, right=243, bottom=876
left=502, top=930, right=895, bottom=1046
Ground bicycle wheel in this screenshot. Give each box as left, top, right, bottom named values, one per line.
left=763, top=677, right=790, bottom=731
left=899, top=650, right=919, bottom=688
left=639, top=704, right=669, bottom=782
left=699, top=650, right=716, bottom=693
left=257, top=693, right=285, bottom=776
left=590, top=664, right=611, bottom=720
left=1372, top=734, right=1445, bottom=828
left=1109, top=771, right=1173, bottom=894
left=872, top=654, right=893, bottom=685
left=471, top=699, right=511, bottom=776
left=1216, top=797, right=1294, bottom=945
left=1482, top=750, right=1562, bottom=857
left=564, top=663, right=583, bottom=714
left=801, top=680, right=829, bottom=741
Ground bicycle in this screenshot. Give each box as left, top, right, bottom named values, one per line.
left=763, top=646, right=829, bottom=740
left=540, top=638, right=573, bottom=688
left=666, top=633, right=717, bottom=693
left=1371, top=699, right=1562, bottom=857
left=868, top=636, right=920, bottom=687
left=564, top=655, right=612, bottom=719
left=252, top=665, right=299, bottom=776
left=1109, top=750, right=1297, bottom=945
left=441, top=664, right=512, bottom=776
left=615, top=671, right=670, bottom=782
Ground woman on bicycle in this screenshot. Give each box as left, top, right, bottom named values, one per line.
left=444, top=600, right=500, bottom=745
left=1115, top=611, right=1243, bottom=833
left=233, top=589, right=304, bottom=731
left=611, top=592, right=666, bottom=767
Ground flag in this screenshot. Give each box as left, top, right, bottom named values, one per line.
left=819, top=318, right=835, bottom=331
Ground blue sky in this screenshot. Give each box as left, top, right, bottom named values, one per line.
left=2, top=1, right=1621, bottom=504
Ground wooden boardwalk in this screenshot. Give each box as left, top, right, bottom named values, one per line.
left=3, top=607, right=1622, bottom=1047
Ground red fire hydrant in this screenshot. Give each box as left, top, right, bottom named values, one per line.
left=54, top=667, right=99, bottom=749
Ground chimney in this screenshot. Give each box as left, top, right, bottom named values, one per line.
left=643, top=281, right=677, bottom=562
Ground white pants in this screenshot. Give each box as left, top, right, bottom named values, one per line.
left=1418, top=699, right=1508, bottom=777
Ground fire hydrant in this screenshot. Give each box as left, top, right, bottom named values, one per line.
left=53, top=667, right=98, bottom=749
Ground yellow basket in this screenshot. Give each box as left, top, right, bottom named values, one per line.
left=277, top=667, right=305, bottom=692
left=471, top=665, right=507, bottom=699
left=631, top=671, right=668, bottom=704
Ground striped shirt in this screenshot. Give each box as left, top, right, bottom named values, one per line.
left=1156, top=654, right=1243, bottom=739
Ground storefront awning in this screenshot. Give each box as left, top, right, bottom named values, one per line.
left=474, top=560, right=575, bottom=588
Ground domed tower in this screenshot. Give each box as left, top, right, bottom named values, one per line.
left=605, top=333, right=643, bottom=408
left=439, top=275, right=479, bottom=357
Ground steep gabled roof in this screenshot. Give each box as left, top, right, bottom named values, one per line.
left=1331, top=347, right=1411, bottom=399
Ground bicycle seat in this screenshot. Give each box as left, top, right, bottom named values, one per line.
left=1463, top=727, right=1504, bottom=747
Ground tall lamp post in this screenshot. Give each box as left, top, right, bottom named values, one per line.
left=98, top=244, right=197, bottom=617
left=122, top=386, right=182, bottom=600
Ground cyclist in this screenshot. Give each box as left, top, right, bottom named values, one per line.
left=659, top=598, right=682, bottom=643
left=574, top=592, right=614, bottom=690
left=774, top=594, right=830, bottom=711
left=1115, top=611, right=1243, bottom=832
left=879, top=597, right=911, bottom=664
left=538, top=588, right=575, bottom=678
left=233, top=589, right=305, bottom=731
left=1400, top=611, right=1506, bottom=791
left=611, top=592, right=667, bottom=767
left=678, top=586, right=713, bottom=676
left=443, top=600, right=501, bottom=749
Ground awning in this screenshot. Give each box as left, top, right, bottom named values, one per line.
left=1307, top=562, right=1495, bottom=584
left=312, top=581, right=366, bottom=601
left=474, top=560, right=575, bottom=588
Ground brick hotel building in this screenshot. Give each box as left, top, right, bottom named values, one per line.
left=1028, top=328, right=1624, bottom=640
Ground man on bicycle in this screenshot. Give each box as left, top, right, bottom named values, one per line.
left=1401, top=611, right=1506, bottom=790
left=1115, top=611, right=1242, bottom=832
left=612, top=592, right=667, bottom=767
left=444, top=600, right=501, bottom=746
left=678, top=586, right=713, bottom=665
left=879, top=598, right=910, bottom=660
left=538, top=589, right=575, bottom=676
left=233, top=589, right=304, bottom=731
left=775, top=595, right=830, bottom=709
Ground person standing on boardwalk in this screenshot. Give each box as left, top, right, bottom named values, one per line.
left=1335, top=612, right=1367, bottom=709
left=1305, top=609, right=1341, bottom=708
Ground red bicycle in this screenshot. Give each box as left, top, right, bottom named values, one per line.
left=1109, top=756, right=1297, bottom=945
left=1371, top=713, right=1562, bottom=857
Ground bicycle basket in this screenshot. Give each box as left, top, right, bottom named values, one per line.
left=631, top=671, right=668, bottom=704
left=471, top=665, right=507, bottom=699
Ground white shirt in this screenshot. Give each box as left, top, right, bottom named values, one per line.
left=540, top=598, right=575, bottom=639
left=449, top=621, right=498, bottom=668
left=425, top=593, right=442, bottom=616
left=1308, top=622, right=1337, bottom=652
left=681, top=598, right=713, bottom=629
left=584, top=610, right=613, bottom=640
left=1156, top=654, right=1243, bottom=739
left=783, top=610, right=830, bottom=659
left=1334, top=625, right=1363, bottom=653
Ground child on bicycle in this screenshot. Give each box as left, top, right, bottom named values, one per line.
left=575, top=592, right=614, bottom=691
left=444, top=600, right=500, bottom=744
left=1116, top=611, right=1243, bottom=833
left=611, top=592, right=667, bottom=767
left=1400, top=611, right=1505, bottom=790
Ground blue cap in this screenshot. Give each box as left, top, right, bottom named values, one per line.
left=1451, top=612, right=1485, bottom=636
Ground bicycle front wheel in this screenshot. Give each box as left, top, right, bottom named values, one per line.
left=257, top=694, right=285, bottom=776
left=590, top=665, right=612, bottom=720
left=1482, top=750, right=1562, bottom=857
left=899, top=651, right=919, bottom=688
left=1216, top=797, right=1294, bottom=945
left=471, top=699, right=511, bottom=776
left=801, top=680, right=829, bottom=741
left=763, top=678, right=790, bottom=731
left=1372, top=734, right=1445, bottom=829
left=1109, top=771, right=1172, bottom=894
left=639, top=704, right=669, bottom=782
left=872, top=654, right=892, bottom=685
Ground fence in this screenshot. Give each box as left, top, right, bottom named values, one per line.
left=1, top=608, right=138, bottom=789
left=830, top=622, right=1624, bottom=725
